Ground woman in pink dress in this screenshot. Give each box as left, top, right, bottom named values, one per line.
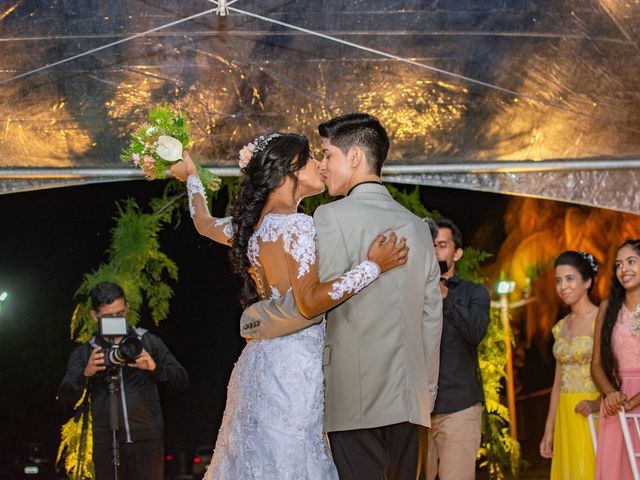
left=592, top=239, right=640, bottom=479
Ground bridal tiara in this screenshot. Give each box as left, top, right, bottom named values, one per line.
left=253, top=133, right=281, bottom=154
left=238, top=133, right=281, bottom=168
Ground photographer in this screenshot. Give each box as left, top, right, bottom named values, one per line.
left=58, top=282, right=189, bottom=480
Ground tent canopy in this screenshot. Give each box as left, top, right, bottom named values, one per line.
left=1, top=1, right=639, bottom=212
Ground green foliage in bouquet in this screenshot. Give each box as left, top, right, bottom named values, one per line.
left=121, top=105, right=221, bottom=192
left=120, top=106, right=189, bottom=180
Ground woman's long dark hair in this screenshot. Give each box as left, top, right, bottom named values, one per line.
left=600, top=239, right=640, bottom=389
left=229, top=133, right=311, bottom=307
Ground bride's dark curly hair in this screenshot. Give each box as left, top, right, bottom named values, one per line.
left=230, top=133, right=311, bottom=307
left=600, top=239, right=640, bottom=389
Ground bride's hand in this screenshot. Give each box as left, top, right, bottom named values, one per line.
left=169, top=150, right=198, bottom=181
left=367, top=232, right=409, bottom=273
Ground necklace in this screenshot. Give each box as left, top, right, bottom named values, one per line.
left=631, top=304, right=640, bottom=337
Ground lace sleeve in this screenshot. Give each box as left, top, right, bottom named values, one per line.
left=214, top=217, right=234, bottom=241
left=186, top=175, right=233, bottom=246
left=187, top=175, right=206, bottom=217
left=283, top=215, right=381, bottom=319
left=328, top=261, right=380, bottom=300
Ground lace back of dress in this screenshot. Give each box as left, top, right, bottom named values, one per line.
left=247, top=213, right=315, bottom=301
left=249, top=262, right=270, bottom=300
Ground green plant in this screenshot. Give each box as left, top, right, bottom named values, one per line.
left=300, top=189, right=334, bottom=215
left=385, top=183, right=439, bottom=219
left=57, top=391, right=94, bottom=480
left=477, top=307, right=523, bottom=479
left=458, top=247, right=493, bottom=284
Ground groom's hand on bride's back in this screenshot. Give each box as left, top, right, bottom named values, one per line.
left=368, top=231, right=409, bottom=272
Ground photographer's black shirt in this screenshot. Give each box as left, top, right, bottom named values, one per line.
left=58, top=330, right=189, bottom=443
left=432, top=275, right=490, bottom=415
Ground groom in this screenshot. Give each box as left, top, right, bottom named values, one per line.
left=240, top=113, right=443, bottom=479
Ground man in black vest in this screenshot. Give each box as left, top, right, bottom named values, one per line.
left=58, top=282, right=189, bottom=480
left=426, top=218, right=490, bottom=480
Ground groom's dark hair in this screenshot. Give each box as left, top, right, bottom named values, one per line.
left=318, top=113, right=389, bottom=175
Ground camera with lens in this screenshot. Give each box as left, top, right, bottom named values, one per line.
left=98, top=316, right=143, bottom=367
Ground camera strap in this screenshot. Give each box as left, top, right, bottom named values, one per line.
left=133, top=327, right=151, bottom=352
left=133, top=327, right=148, bottom=339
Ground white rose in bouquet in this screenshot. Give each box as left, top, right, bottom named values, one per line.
left=155, top=135, right=183, bottom=162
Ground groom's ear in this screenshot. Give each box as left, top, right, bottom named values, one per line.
left=348, top=146, right=365, bottom=169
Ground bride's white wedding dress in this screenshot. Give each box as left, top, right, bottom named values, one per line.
left=202, top=212, right=380, bottom=480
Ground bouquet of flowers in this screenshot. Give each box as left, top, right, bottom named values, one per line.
left=121, top=106, right=221, bottom=192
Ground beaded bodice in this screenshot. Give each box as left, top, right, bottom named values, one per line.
left=552, top=319, right=598, bottom=394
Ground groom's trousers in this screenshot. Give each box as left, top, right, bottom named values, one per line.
left=328, top=421, right=426, bottom=480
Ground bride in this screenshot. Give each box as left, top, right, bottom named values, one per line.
left=172, top=132, right=407, bottom=479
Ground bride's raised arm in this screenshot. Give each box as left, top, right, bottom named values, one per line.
left=171, top=151, right=232, bottom=246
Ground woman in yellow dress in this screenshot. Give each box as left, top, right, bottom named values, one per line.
left=540, top=251, right=601, bottom=479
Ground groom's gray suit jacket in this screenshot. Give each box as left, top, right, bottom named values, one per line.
left=240, top=183, right=443, bottom=432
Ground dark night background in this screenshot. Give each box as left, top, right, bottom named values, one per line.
left=0, top=180, right=553, bottom=474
